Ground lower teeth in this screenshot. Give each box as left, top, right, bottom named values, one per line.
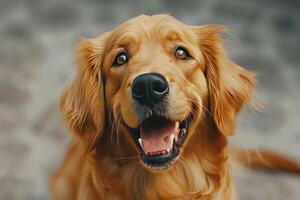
left=147, top=148, right=171, bottom=156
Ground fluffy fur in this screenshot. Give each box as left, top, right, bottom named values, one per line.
left=50, top=14, right=300, bottom=200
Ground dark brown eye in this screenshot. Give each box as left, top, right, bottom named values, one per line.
left=175, top=47, right=190, bottom=60
left=113, top=52, right=128, bottom=67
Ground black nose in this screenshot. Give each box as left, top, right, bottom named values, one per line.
left=132, top=73, right=169, bottom=107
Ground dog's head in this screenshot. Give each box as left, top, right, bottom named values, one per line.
left=61, top=15, right=255, bottom=170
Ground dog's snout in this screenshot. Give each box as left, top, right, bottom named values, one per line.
left=132, top=73, right=169, bottom=107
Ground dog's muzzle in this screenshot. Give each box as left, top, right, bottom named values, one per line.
left=128, top=73, right=193, bottom=170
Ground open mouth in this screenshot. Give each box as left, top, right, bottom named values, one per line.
left=130, top=115, right=192, bottom=170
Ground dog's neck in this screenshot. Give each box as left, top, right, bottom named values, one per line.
left=90, top=117, right=232, bottom=199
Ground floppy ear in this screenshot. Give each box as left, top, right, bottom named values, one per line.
left=60, top=33, right=109, bottom=152
left=193, top=25, right=255, bottom=136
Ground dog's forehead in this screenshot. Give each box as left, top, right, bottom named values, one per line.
left=123, top=14, right=182, bottom=29
left=109, top=14, right=192, bottom=42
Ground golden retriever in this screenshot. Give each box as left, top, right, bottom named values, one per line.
left=51, top=14, right=300, bottom=200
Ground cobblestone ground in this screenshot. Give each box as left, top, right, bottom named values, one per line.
left=0, top=0, right=299, bottom=199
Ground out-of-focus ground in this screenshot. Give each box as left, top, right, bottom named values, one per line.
left=0, top=0, right=299, bottom=199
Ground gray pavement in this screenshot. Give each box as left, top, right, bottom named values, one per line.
left=0, top=0, right=299, bottom=199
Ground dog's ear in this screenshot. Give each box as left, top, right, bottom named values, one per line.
left=60, top=33, right=109, bottom=152
left=193, top=25, right=255, bottom=136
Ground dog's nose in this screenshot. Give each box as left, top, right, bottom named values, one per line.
left=132, top=73, right=169, bottom=107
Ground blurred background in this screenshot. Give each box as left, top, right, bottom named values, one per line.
left=0, top=0, right=299, bottom=199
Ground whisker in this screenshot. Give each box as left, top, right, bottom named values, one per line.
left=184, top=96, right=212, bottom=117
left=175, top=72, right=213, bottom=118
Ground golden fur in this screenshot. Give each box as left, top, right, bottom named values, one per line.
left=50, top=14, right=300, bottom=200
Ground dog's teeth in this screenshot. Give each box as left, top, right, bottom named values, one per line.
left=166, top=148, right=170, bottom=153
left=138, top=138, right=143, bottom=149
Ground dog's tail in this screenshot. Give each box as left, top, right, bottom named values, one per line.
left=232, top=148, right=300, bottom=174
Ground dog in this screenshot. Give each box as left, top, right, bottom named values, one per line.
left=51, top=14, right=300, bottom=200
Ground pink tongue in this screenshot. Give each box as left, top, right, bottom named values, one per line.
left=140, top=121, right=179, bottom=154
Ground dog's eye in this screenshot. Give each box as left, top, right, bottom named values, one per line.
left=175, top=47, right=190, bottom=60
left=113, top=52, right=128, bottom=67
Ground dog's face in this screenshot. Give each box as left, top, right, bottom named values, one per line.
left=103, top=16, right=207, bottom=169
left=61, top=15, right=255, bottom=171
